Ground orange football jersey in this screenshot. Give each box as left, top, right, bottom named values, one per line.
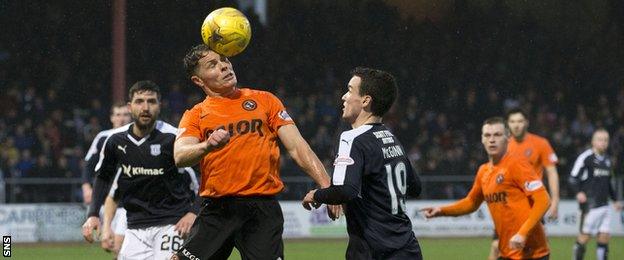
left=442, top=153, right=550, bottom=259
left=508, top=133, right=558, bottom=178
left=177, top=88, right=294, bottom=197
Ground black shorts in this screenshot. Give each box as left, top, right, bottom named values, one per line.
left=346, top=233, right=422, bottom=260
left=498, top=254, right=549, bottom=260
left=174, top=196, right=284, bottom=260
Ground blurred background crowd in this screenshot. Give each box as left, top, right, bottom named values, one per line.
left=2, top=0, right=624, bottom=202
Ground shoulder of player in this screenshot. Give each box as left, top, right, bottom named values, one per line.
left=527, top=132, right=551, bottom=145
left=502, top=153, right=532, bottom=172
left=577, top=148, right=594, bottom=162
left=154, top=120, right=178, bottom=135
left=106, top=124, right=133, bottom=141
left=181, top=102, right=204, bottom=118
left=339, top=124, right=375, bottom=144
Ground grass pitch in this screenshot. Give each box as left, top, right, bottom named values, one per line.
left=13, top=237, right=623, bottom=259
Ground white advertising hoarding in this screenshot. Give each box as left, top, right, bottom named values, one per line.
left=0, top=201, right=622, bottom=242
left=282, top=200, right=624, bottom=238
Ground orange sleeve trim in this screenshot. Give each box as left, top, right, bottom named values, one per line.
left=440, top=197, right=481, bottom=216
left=517, top=189, right=550, bottom=237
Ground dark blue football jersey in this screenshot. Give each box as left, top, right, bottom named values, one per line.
left=89, top=121, right=197, bottom=229
left=315, top=123, right=421, bottom=254
left=569, top=149, right=617, bottom=209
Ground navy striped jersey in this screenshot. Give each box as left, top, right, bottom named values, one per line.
left=569, top=149, right=616, bottom=209
left=88, top=121, right=197, bottom=229
left=314, top=123, right=421, bottom=253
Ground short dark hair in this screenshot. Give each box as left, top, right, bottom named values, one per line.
left=350, top=67, right=397, bottom=117
left=483, top=116, right=506, bottom=126
left=483, top=116, right=509, bottom=135
left=128, top=80, right=161, bottom=101
left=505, top=107, right=528, bottom=121
left=183, top=44, right=212, bottom=79
left=110, top=101, right=127, bottom=114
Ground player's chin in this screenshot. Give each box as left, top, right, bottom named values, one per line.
left=137, top=117, right=155, bottom=128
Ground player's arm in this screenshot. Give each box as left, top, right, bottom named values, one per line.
left=518, top=189, right=550, bottom=236
left=439, top=181, right=484, bottom=216
left=100, top=195, right=117, bottom=250
left=422, top=172, right=484, bottom=218
left=509, top=159, right=550, bottom=249
left=543, top=165, right=559, bottom=218
left=309, top=140, right=365, bottom=205
left=406, top=162, right=422, bottom=198
left=173, top=108, right=229, bottom=167
left=568, top=153, right=588, bottom=203
left=174, top=130, right=229, bottom=167
left=607, top=170, right=623, bottom=210
left=540, top=139, right=560, bottom=218
left=82, top=135, right=105, bottom=204
left=82, top=138, right=117, bottom=243
left=278, top=124, right=331, bottom=188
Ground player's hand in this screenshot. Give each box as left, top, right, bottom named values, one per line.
left=420, top=207, right=442, bottom=218
left=509, top=234, right=526, bottom=250
left=302, top=189, right=321, bottom=210
left=614, top=201, right=623, bottom=211
left=82, top=216, right=101, bottom=243
left=327, top=204, right=343, bottom=221
left=546, top=203, right=558, bottom=221
left=82, top=183, right=93, bottom=204
left=175, top=212, right=197, bottom=238
left=576, top=192, right=587, bottom=203
left=100, top=226, right=114, bottom=252
left=206, top=129, right=230, bottom=150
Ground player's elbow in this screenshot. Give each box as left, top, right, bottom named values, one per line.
left=173, top=152, right=192, bottom=168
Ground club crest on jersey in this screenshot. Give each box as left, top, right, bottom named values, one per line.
left=278, top=110, right=292, bottom=121
left=524, top=148, right=532, bottom=157
left=496, top=173, right=504, bottom=184
left=334, top=155, right=355, bottom=166
left=242, top=100, right=257, bottom=111
left=150, top=144, right=161, bottom=156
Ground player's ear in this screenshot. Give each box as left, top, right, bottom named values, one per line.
left=362, top=95, right=372, bottom=107
left=190, top=75, right=204, bottom=88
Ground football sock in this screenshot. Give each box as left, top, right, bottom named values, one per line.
left=596, top=243, right=608, bottom=260
left=572, top=241, right=586, bottom=260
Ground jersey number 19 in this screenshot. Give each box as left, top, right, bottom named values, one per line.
left=385, top=162, right=407, bottom=215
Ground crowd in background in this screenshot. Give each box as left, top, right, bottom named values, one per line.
left=2, top=0, right=624, bottom=202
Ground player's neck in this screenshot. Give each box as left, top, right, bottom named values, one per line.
left=592, top=148, right=605, bottom=157
left=489, top=150, right=507, bottom=165
left=352, top=114, right=381, bottom=129
left=132, top=123, right=155, bottom=138
left=206, top=86, right=238, bottom=98
left=514, top=132, right=527, bottom=142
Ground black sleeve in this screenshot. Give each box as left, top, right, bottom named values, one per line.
left=568, top=156, right=588, bottom=194
left=87, top=137, right=117, bottom=217
left=406, top=161, right=421, bottom=198
left=609, top=172, right=617, bottom=201
left=314, top=185, right=359, bottom=205
left=82, top=137, right=106, bottom=185
left=314, top=140, right=364, bottom=205
left=88, top=176, right=113, bottom=217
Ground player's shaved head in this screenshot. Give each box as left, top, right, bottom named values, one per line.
left=483, top=116, right=509, bottom=135
left=591, top=128, right=609, bottom=155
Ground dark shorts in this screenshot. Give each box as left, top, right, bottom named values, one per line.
left=498, top=254, right=549, bottom=260
left=174, top=196, right=284, bottom=260
left=346, top=233, right=422, bottom=260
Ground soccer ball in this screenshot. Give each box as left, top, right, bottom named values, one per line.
left=201, top=7, right=252, bottom=57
